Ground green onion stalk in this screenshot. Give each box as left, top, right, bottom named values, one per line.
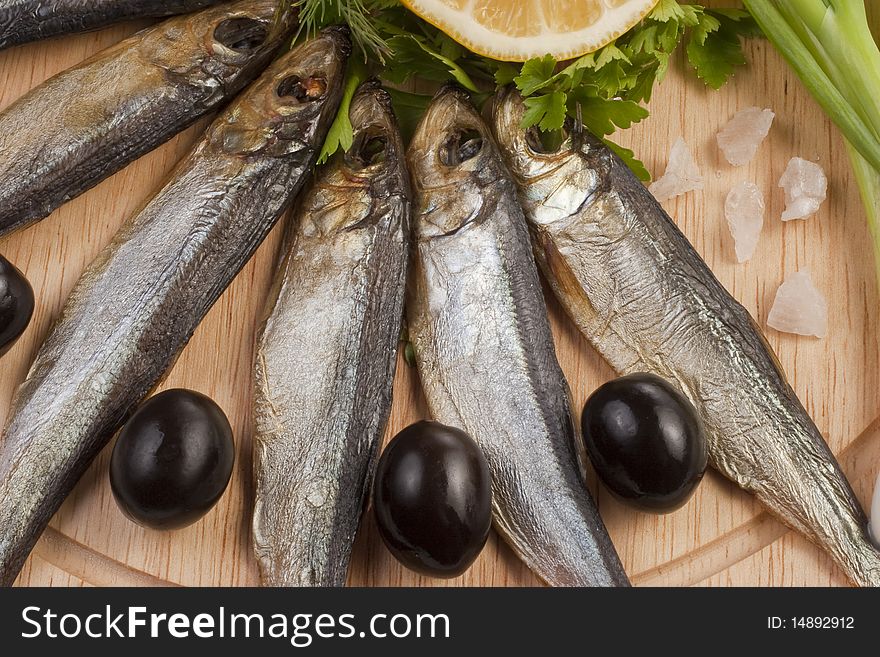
left=743, top=0, right=880, bottom=282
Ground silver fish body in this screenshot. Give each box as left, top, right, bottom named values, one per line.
left=252, top=81, right=411, bottom=587
left=0, top=0, right=225, bottom=50
left=0, top=29, right=349, bottom=586
left=491, top=87, right=880, bottom=587
left=406, top=86, right=629, bottom=587
left=0, top=0, right=291, bottom=238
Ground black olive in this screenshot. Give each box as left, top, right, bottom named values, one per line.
left=581, top=373, right=708, bottom=513
left=0, top=254, right=35, bottom=357
left=373, top=420, right=492, bottom=578
left=110, top=389, right=235, bottom=530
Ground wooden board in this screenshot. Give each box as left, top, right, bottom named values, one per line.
left=2, top=2, right=879, bottom=587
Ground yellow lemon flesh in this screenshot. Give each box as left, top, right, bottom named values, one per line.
left=401, top=0, right=659, bottom=61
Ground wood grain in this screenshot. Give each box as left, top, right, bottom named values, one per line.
left=2, top=2, right=879, bottom=587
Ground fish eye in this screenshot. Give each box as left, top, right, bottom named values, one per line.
left=347, top=130, right=387, bottom=169
left=439, top=129, right=483, bottom=167
left=213, top=17, right=269, bottom=52
left=276, top=75, right=327, bottom=102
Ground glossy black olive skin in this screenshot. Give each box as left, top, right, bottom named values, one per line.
left=0, top=254, right=35, bottom=357
left=581, top=373, right=708, bottom=513
left=373, top=421, right=492, bottom=578
left=110, top=389, right=235, bottom=530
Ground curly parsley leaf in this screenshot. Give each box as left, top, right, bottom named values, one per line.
left=522, top=92, right=568, bottom=132
left=604, top=139, right=651, bottom=182
left=650, top=0, right=701, bottom=26
left=514, top=55, right=558, bottom=95
left=507, top=1, right=757, bottom=178
left=574, top=91, right=651, bottom=136
left=686, top=9, right=757, bottom=88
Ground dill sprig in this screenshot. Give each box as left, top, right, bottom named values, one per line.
left=294, top=0, right=396, bottom=61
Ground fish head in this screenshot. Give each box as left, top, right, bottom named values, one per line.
left=407, top=84, right=509, bottom=238
left=490, top=86, right=609, bottom=229
left=307, top=80, right=411, bottom=235
left=343, top=80, right=407, bottom=178
left=211, top=27, right=350, bottom=159
left=147, top=0, right=297, bottom=97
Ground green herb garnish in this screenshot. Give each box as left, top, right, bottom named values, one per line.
left=291, top=0, right=757, bottom=180
left=317, top=57, right=368, bottom=164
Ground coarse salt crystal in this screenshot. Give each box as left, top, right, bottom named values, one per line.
left=779, top=157, right=827, bottom=221
left=648, top=137, right=703, bottom=201
left=767, top=270, right=828, bottom=338
left=717, top=107, right=775, bottom=166
left=724, top=181, right=764, bottom=263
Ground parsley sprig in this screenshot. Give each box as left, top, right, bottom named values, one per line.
left=290, top=0, right=759, bottom=180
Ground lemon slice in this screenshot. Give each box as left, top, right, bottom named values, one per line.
left=401, top=0, right=659, bottom=62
